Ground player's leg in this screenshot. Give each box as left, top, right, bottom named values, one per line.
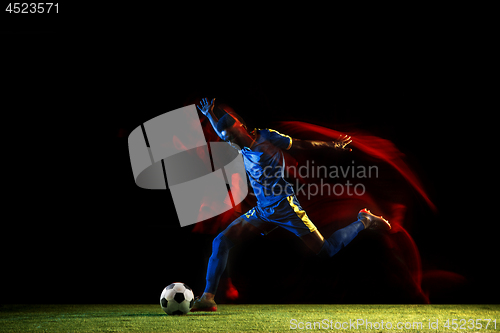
left=299, top=229, right=325, bottom=254
left=299, top=221, right=364, bottom=257
left=316, top=208, right=391, bottom=257
left=315, top=219, right=365, bottom=257
left=273, top=195, right=390, bottom=257
left=204, top=218, right=261, bottom=297
left=192, top=211, right=263, bottom=311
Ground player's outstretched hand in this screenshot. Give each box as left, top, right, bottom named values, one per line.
left=333, top=134, right=352, bottom=151
left=196, top=98, right=216, bottom=116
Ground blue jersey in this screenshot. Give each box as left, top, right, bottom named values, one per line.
left=241, top=128, right=294, bottom=207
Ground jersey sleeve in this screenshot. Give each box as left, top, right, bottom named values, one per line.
left=258, top=128, right=293, bottom=150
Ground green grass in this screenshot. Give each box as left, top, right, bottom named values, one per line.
left=0, top=304, right=499, bottom=332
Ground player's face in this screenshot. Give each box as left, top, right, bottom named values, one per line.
left=221, top=121, right=249, bottom=149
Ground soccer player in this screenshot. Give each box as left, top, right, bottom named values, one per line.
left=192, top=98, right=391, bottom=311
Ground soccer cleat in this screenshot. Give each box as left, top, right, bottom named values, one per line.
left=358, top=208, right=391, bottom=231
left=190, top=296, right=217, bottom=312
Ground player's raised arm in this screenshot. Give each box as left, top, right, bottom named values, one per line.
left=197, top=98, right=224, bottom=139
left=290, top=134, right=352, bottom=152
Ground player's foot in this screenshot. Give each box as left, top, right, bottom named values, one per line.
left=358, top=208, right=391, bottom=231
left=190, top=296, right=217, bottom=312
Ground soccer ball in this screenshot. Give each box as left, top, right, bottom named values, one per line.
left=160, top=282, right=195, bottom=315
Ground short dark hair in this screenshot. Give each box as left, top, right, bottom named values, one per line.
left=216, top=113, right=247, bottom=134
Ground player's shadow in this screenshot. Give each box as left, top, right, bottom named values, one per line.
left=122, top=313, right=165, bottom=317
left=121, top=312, right=219, bottom=317
left=185, top=312, right=219, bottom=316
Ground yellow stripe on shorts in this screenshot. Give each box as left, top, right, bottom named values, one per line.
left=286, top=195, right=317, bottom=233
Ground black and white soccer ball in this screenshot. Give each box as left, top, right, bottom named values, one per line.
left=160, top=282, right=194, bottom=315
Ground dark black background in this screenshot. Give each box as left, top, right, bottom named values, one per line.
left=1, top=12, right=497, bottom=305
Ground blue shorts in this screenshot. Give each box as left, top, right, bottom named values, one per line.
left=241, top=195, right=317, bottom=237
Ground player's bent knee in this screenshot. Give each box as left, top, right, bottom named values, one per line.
left=212, top=233, right=234, bottom=256
left=223, top=219, right=260, bottom=243
left=300, top=230, right=325, bottom=255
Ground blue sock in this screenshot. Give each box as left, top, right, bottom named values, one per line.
left=319, top=220, right=364, bottom=257
left=204, top=233, right=234, bottom=294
